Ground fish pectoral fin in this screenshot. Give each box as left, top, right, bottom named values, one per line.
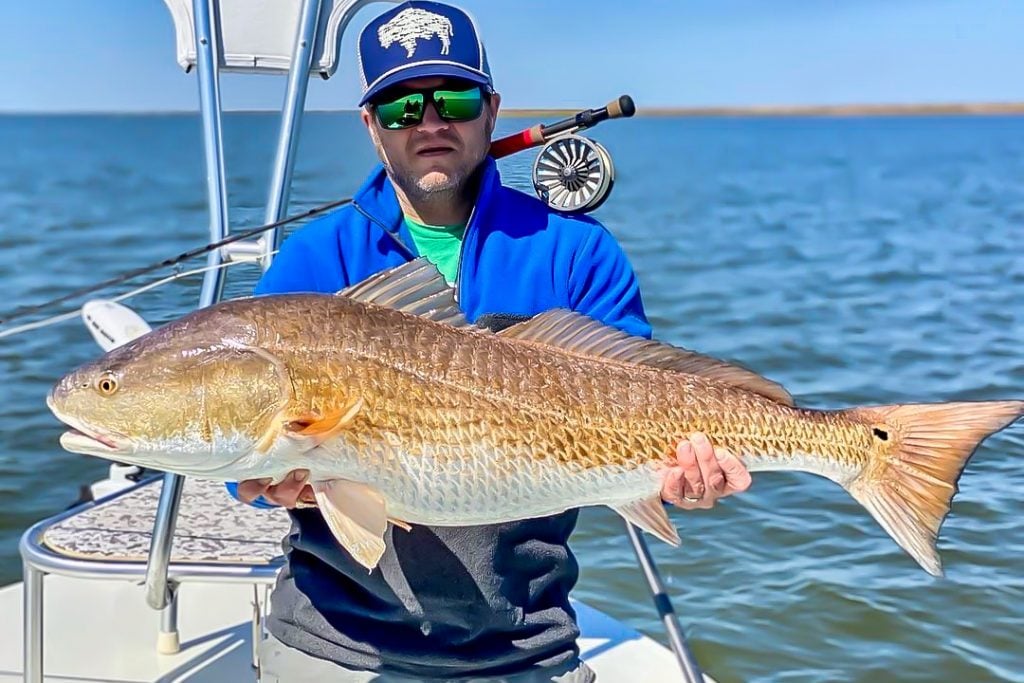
left=313, top=479, right=389, bottom=571
left=283, top=397, right=364, bottom=451
left=612, top=496, right=681, bottom=546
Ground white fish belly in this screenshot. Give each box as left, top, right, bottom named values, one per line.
left=740, top=449, right=860, bottom=487
left=316, top=442, right=663, bottom=525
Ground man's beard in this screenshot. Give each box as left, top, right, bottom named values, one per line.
left=391, top=163, right=466, bottom=203
left=371, top=130, right=474, bottom=203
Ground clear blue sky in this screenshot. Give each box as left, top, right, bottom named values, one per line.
left=2, top=0, right=1022, bottom=112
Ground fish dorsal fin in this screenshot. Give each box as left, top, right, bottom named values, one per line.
left=498, top=309, right=795, bottom=406
left=339, top=258, right=470, bottom=327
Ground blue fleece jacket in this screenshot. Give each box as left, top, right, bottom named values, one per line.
left=234, top=158, right=651, bottom=677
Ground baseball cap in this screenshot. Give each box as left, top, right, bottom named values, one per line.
left=357, top=1, right=494, bottom=106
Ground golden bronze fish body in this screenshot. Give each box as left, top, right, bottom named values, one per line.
left=48, top=260, right=1023, bottom=573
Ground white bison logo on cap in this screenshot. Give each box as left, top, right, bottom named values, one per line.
left=378, top=8, right=454, bottom=58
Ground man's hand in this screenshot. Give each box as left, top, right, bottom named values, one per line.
left=237, top=469, right=318, bottom=509
left=661, top=433, right=751, bottom=510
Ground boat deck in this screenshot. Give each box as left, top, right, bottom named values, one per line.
left=0, top=577, right=681, bottom=681
left=6, top=472, right=691, bottom=681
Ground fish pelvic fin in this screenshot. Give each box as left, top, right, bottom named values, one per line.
left=847, top=400, right=1024, bottom=577
left=612, top=495, right=681, bottom=546
left=313, top=479, right=390, bottom=572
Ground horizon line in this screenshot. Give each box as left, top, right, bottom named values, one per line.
left=3, top=101, right=1024, bottom=117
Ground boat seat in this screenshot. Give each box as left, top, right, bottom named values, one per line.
left=41, top=477, right=291, bottom=565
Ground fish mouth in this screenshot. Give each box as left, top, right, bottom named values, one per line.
left=47, top=394, right=132, bottom=456
left=59, top=428, right=125, bottom=454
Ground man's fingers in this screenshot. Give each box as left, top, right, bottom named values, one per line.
left=675, top=440, right=705, bottom=499
left=660, top=467, right=687, bottom=506
left=296, top=486, right=318, bottom=507
left=716, top=448, right=752, bottom=493
left=265, top=469, right=311, bottom=508
left=691, top=433, right=726, bottom=495
left=237, top=478, right=272, bottom=504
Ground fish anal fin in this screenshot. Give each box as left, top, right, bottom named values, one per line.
left=847, top=400, right=1024, bottom=576
left=498, top=310, right=794, bottom=406
left=313, top=479, right=389, bottom=571
left=612, top=495, right=681, bottom=546
left=339, top=259, right=471, bottom=328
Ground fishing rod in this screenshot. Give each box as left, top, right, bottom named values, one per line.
left=489, top=95, right=636, bottom=159
left=0, top=197, right=352, bottom=328
left=2, top=97, right=637, bottom=331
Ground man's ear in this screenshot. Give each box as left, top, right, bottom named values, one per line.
left=486, top=92, right=501, bottom=133
left=360, top=107, right=373, bottom=130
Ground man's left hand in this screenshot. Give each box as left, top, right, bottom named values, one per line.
left=661, top=432, right=751, bottom=510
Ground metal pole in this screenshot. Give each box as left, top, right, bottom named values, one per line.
left=261, top=0, right=324, bottom=262
left=145, top=0, right=231, bottom=613
left=145, top=474, right=184, bottom=611
left=194, top=0, right=231, bottom=305
left=22, top=563, right=44, bottom=683
left=251, top=584, right=263, bottom=669
left=625, top=522, right=704, bottom=683
left=157, top=584, right=181, bottom=654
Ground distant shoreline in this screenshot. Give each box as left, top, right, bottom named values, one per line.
left=4, top=102, right=1024, bottom=117
left=500, top=102, right=1024, bottom=118
left=631, top=102, right=1024, bottom=117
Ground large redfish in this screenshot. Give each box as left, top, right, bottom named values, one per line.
left=47, top=260, right=1023, bottom=573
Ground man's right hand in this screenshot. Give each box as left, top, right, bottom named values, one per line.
left=237, top=469, right=317, bottom=508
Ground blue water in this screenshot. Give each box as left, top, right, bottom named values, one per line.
left=1, top=113, right=1023, bottom=682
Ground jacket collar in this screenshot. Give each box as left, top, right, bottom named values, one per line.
left=352, top=157, right=501, bottom=238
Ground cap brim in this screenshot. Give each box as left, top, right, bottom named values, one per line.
left=359, top=64, right=492, bottom=106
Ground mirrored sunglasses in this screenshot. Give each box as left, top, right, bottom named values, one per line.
left=372, top=86, right=486, bottom=130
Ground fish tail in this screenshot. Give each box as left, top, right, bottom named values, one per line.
left=845, top=400, right=1024, bottom=577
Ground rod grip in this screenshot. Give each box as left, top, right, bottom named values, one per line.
left=489, top=124, right=546, bottom=159
left=606, top=95, right=636, bottom=119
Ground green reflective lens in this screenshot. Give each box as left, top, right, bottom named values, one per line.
left=374, top=87, right=484, bottom=130
left=433, top=88, right=484, bottom=122
left=375, top=93, right=425, bottom=130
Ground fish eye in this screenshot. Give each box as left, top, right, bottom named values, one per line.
left=96, top=374, right=119, bottom=396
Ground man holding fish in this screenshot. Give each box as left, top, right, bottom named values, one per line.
left=48, top=1, right=1023, bottom=681
left=235, top=2, right=750, bottom=680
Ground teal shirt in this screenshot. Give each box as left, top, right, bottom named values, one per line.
left=403, top=216, right=466, bottom=284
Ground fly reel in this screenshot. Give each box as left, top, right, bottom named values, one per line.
left=532, top=135, right=615, bottom=214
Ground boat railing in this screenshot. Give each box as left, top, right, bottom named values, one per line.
left=144, top=0, right=379, bottom=643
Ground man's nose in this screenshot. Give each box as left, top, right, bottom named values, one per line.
left=417, top=101, right=449, bottom=132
